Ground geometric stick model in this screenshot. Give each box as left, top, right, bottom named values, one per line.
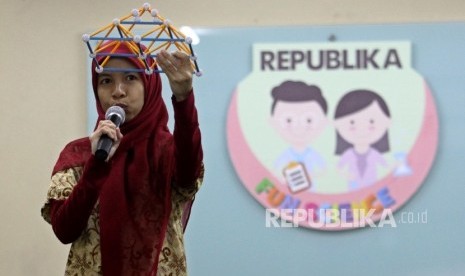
left=82, top=2, right=202, bottom=76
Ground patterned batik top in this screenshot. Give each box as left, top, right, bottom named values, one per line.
left=41, top=165, right=203, bottom=276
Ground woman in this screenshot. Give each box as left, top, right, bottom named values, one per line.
left=334, top=89, right=390, bottom=191
left=41, top=42, right=204, bottom=275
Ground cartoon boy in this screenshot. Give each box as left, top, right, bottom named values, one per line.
left=270, top=80, right=328, bottom=193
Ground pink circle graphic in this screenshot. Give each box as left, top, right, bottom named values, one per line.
left=227, top=81, right=438, bottom=231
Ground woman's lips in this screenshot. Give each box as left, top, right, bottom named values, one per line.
left=114, top=103, right=128, bottom=109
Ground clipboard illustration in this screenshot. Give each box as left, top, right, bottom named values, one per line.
left=283, top=162, right=312, bottom=193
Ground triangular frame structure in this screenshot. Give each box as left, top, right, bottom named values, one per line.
left=82, top=3, right=201, bottom=76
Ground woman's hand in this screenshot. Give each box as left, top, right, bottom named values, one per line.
left=89, top=120, right=123, bottom=161
left=156, top=50, right=193, bottom=101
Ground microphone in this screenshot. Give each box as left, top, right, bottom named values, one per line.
left=95, top=106, right=126, bottom=161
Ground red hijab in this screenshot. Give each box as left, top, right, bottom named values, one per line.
left=53, top=42, right=173, bottom=275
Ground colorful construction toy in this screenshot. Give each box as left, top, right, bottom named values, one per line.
left=82, top=3, right=202, bottom=76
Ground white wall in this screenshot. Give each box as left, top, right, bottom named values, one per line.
left=0, top=0, right=464, bottom=274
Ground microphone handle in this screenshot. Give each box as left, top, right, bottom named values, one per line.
left=94, top=113, right=123, bottom=161
left=95, top=134, right=113, bottom=161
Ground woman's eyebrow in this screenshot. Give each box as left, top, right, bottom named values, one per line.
left=97, top=73, right=112, bottom=78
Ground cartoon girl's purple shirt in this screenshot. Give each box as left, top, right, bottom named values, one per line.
left=338, top=147, right=388, bottom=190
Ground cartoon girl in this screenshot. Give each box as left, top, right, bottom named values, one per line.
left=334, top=89, right=391, bottom=191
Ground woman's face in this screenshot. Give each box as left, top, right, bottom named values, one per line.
left=96, top=58, right=145, bottom=122
left=334, top=101, right=391, bottom=146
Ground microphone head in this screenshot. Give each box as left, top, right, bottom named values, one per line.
left=105, top=105, right=126, bottom=125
